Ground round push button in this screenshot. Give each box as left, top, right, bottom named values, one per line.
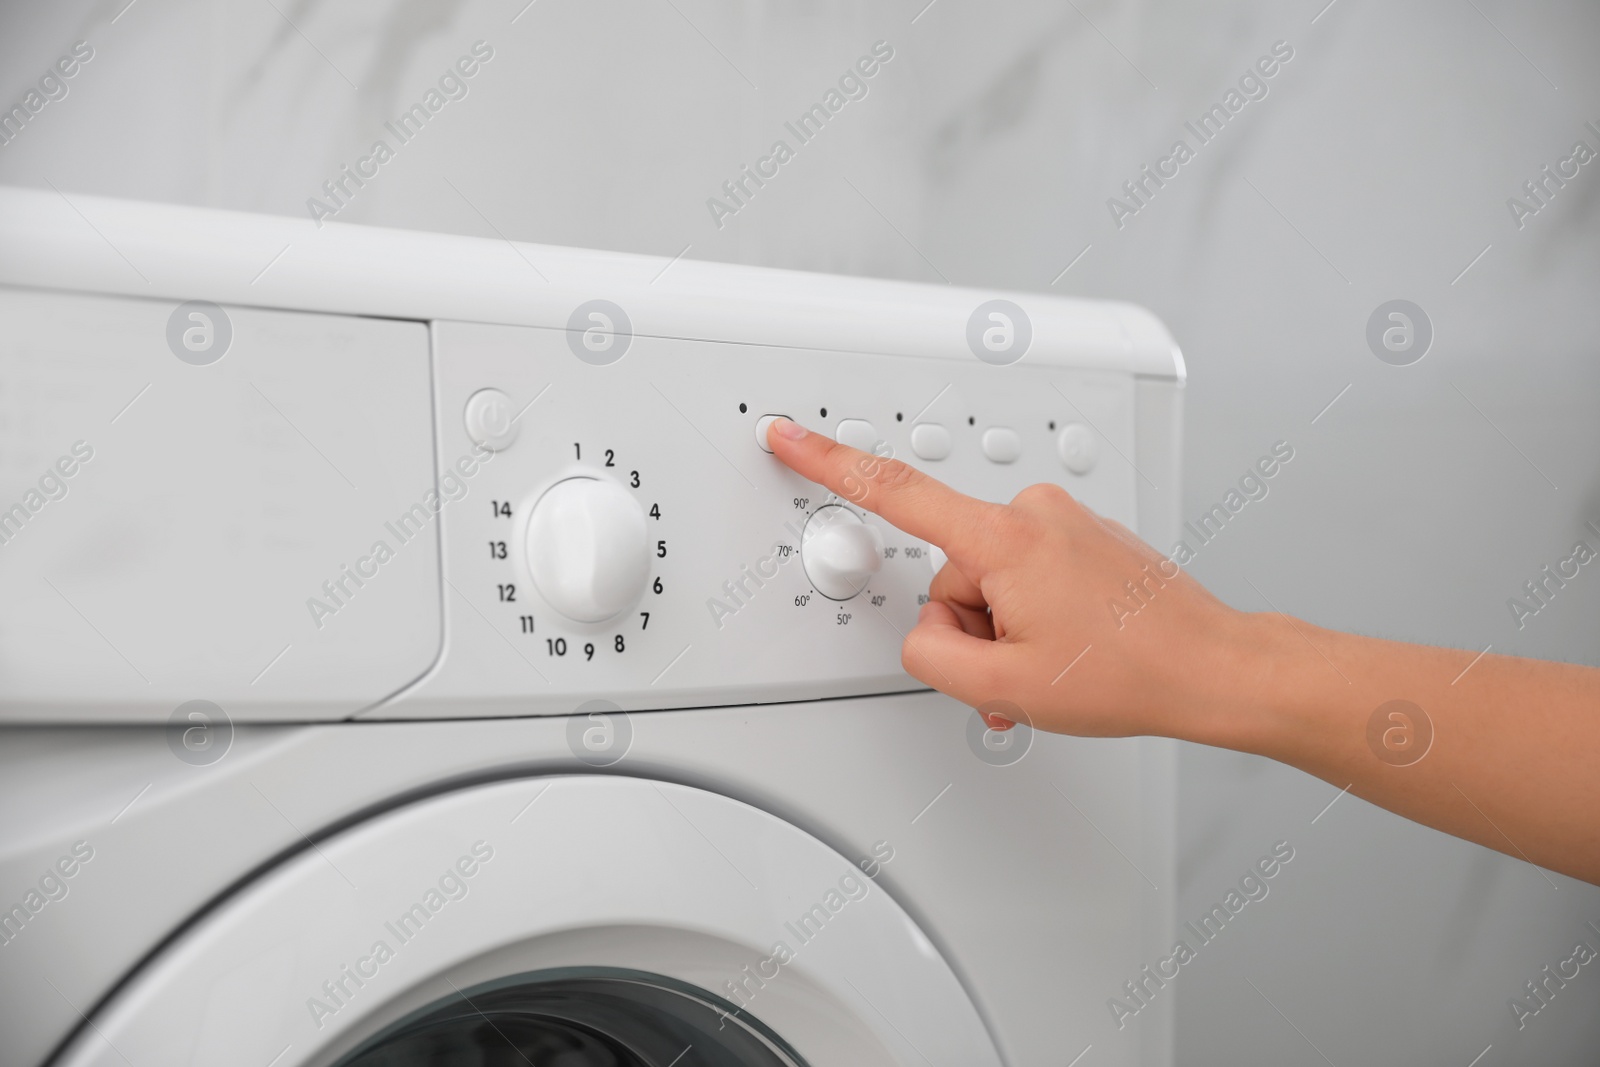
left=910, top=423, right=951, bottom=461
left=1056, top=423, right=1097, bottom=474
left=464, top=388, right=520, bottom=452
left=980, top=427, right=1021, bottom=464
left=834, top=418, right=879, bottom=453
left=755, top=414, right=789, bottom=454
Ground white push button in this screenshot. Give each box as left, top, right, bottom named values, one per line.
left=755, top=414, right=789, bottom=453
left=1057, top=422, right=1097, bottom=474
left=464, top=388, right=520, bottom=451
left=981, top=427, right=1021, bottom=463
left=927, top=543, right=947, bottom=574
left=910, top=423, right=951, bottom=461
left=835, top=418, right=879, bottom=453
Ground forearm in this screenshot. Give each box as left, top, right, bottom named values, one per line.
left=1209, top=613, right=1600, bottom=884
left=761, top=422, right=1600, bottom=883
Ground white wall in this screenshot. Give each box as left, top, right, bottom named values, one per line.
left=3, top=0, right=1597, bottom=1062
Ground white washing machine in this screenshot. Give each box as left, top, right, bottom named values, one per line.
left=0, top=187, right=1184, bottom=1067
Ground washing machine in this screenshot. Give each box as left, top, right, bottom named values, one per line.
left=0, top=187, right=1184, bottom=1067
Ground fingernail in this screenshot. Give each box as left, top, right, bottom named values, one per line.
left=983, top=712, right=1016, bottom=731
left=771, top=417, right=806, bottom=440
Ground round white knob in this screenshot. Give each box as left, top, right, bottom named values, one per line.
left=801, top=505, right=884, bottom=600
left=525, top=477, right=649, bottom=622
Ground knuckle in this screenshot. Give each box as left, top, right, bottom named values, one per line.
left=1011, top=481, right=1075, bottom=511
left=983, top=500, right=1032, bottom=543
left=866, top=456, right=921, bottom=495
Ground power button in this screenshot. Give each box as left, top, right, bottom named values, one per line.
left=464, top=388, right=520, bottom=451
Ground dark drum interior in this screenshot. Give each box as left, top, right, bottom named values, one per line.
left=334, top=968, right=805, bottom=1067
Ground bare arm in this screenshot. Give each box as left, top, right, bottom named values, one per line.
left=767, top=417, right=1600, bottom=885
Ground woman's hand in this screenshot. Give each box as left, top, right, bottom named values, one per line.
left=766, top=416, right=1258, bottom=742
left=768, top=415, right=1600, bottom=885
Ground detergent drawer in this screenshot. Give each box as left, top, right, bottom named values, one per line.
left=0, top=288, right=440, bottom=722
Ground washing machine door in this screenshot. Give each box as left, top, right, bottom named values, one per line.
left=56, top=777, right=1002, bottom=1067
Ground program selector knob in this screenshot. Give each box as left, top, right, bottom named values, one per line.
left=801, top=505, right=884, bottom=600
left=525, top=477, right=650, bottom=623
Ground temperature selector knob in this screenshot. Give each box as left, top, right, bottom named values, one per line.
left=525, top=477, right=649, bottom=623
left=801, top=505, right=884, bottom=600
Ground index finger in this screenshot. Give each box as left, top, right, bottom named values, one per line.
left=766, top=417, right=1010, bottom=571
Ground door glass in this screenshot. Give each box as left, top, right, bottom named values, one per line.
left=335, top=968, right=805, bottom=1067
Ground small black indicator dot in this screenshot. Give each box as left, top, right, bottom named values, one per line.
left=968, top=416, right=975, bottom=426
left=820, top=407, right=828, bottom=418
left=739, top=402, right=747, bottom=414
left=1048, top=420, right=1056, bottom=431
left=895, top=412, right=903, bottom=422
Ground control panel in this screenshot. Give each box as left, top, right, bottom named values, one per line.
left=373, top=321, right=1145, bottom=718
left=0, top=186, right=1181, bottom=722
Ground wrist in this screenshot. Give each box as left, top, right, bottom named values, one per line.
left=1180, top=607, right=1317, bottom=755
